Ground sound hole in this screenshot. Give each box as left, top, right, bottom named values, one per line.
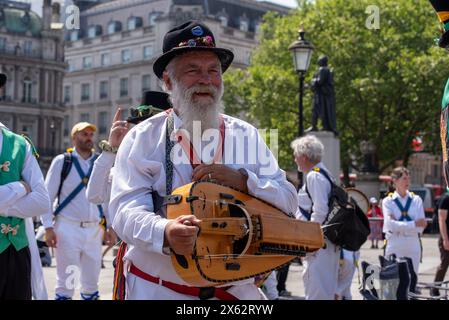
left=228, top=203, right=250, bottom=255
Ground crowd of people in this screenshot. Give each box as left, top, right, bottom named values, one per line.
left=0, top=19, right=447, bottom=301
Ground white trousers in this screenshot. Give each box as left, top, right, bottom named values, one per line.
left=303, top=240, right=340, bottom=300
left=125, top=273, right=264, bottom=300
left=54, top=219, right=103, bottom=298
left=262, top=272, right=279, bottom=300
left=336, top=250, right=360, bottom=300
left=385, top=236, right=421, bottom=274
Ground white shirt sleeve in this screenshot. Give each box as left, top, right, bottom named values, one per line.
left=0, top=182, right=27, bottom=214
left=4, top=141, right=51, bottom=219
left=110, top=130, right=168, bottom=255
left=86, top=152, right=115, bottom=205
left=86, top=152, right=115, bottom=229
left=40, top=155, right=64, bottom=228
left=382, top=198, right=417, bottom=234
left=306, top=172, right=331, bottom=225
left=244, top=128, right=298, bottom=216
left=414, top=197, right=425, bottom=234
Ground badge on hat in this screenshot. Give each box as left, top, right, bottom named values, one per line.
left=191, top=26, right=204, bottom=36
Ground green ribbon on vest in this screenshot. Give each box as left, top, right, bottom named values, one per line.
left=0, top=128, right=28, bottom=253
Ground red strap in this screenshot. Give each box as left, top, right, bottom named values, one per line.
left=175, top=116, right=226, bottom=169
left=129, top=264, right=237, bottom=300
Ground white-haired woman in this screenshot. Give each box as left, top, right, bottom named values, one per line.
left=382, top=166, right=427, bottom=274
left=291, top=135, right=340, bottom=300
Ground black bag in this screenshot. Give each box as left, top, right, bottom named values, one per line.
left=360, top=254, right=414, bottom=300
left=306, top=168, right=370, bottom=251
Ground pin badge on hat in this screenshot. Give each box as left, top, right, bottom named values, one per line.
left=191, top=26, right=204, bottom=36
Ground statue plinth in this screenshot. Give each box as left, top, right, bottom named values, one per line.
left=307, top=130, right=340, bottom=184
left=355, top=172, right=380, bottom=200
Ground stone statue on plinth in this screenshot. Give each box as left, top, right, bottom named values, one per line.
left=306, top=55, right=338, bottom=135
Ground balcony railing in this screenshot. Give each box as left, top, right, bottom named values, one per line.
left=0, top=46, right=43, bottom=59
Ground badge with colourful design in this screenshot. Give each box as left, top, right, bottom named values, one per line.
left=191, top=25, right=204, bottom=36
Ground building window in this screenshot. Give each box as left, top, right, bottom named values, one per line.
left=142, top=74, right=151, bottom=92
left=120, top=78, right=128, bottom=97
left=98, top=111, right=108, bottom=134
left=24, top=40, right=32, bottom=55
left=99, top=81, right=108, bottom=99
left=64, top=85, right=71, bottom=103
left=128, top=16, right=142, bottom=30
left=83, top=56, right=92, bottom=69
left=0, top=37, right=6, bottom=50
left=22, top=77, right=32, bottom=103
left=121, top=49, right=131, bottom=63
left=148, top=12, right=159, bottom=26
left=80, top=113, right=90, bottom=122
left=21, top=123, right=35, bottom=142
left=218, top=15, right=228, bottom=27
left=81, top=83, right=90, bottom=101
left=67, top=59, right=74, bottom=72
left=108, top=21, right=122, bottom=34
left=87, top=25, right=101, bottom=38
left=101, top=53, right=109, bottom=66
left=143, top=46, right=153, bottom=59
left=240, top=19, right=249, bottom=32
left=70, top=30, right=80, bottom=41
left=63, top=115, right=69, bottom=136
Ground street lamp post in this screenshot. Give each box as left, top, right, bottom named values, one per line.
left=289, top=27, right=314, bottom=188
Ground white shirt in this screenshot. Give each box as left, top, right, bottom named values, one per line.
left=295, top=162, right=332, bottom=225
left=382, top=190, right=425, bottom=237
left=0, top=122, right=51, bottom=218
left=109, top=112, right=298, bottom=284
left=40, top=149, right=107, bottom=228
left=86, top=151, right=116, bottom=227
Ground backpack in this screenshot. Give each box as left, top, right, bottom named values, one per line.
left=306, top=167, right=370, bottom=251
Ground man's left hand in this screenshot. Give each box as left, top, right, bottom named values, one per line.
left=104, top=228, right=118, bottom=247
left=192, top=164, right=248, bottom=193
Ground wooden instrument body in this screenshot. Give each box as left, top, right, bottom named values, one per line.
left=167, top=181, right=324, bottom=287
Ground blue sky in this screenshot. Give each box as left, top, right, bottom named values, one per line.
left=265, top=0, right=298, bottom=8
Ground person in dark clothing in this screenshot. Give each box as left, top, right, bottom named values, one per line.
left=276, top=263, right=291, bottom=297
left=431, top=192, right=449, bottom=296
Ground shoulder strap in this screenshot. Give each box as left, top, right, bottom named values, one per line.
left=165, top=113, right=175, bottom=195
left=303, top=167, right=335, bottom=221
left=57, top=152, right=73, bottom=205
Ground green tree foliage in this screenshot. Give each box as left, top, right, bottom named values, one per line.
left=223, top=0, right=448, bottom=174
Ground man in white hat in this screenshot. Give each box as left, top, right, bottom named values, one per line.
left=41, top=122, right=114, bottom=300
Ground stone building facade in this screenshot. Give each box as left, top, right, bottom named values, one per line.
left=62, top=0, right=289, bottom=148
left=0, top=0, right=65, bottom=171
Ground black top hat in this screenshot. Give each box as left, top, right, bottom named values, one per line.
left=429, top=0, right=449, bottom=48
left=153, top=20, right=234, bottom=79
left=126, top=91, right=171, bottom=124
left=0, top=73, right=6, bottom=88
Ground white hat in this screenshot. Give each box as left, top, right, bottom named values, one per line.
left=369, top=197, right=378, bottom=204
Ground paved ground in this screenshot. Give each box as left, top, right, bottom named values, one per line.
left=42, top=234, right=444, bottom=300
left=283, top=234, right=442, bottom=300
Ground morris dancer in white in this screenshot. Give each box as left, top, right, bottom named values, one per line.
left=292, top=135, right=340, bottom=300
left=109, top=20, right=297, bottom=300
left=0, top=73, right=50, bottom=300
left=382, top=166, right=427, bottom=274
left=41, top=123, right=114, bottom=300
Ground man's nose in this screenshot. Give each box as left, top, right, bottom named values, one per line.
left=197, top=71, right=212, bottom=85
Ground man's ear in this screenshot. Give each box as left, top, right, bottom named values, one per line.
left=162, top=71, right=172, bottom=91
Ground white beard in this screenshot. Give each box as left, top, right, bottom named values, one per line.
left=170, top=80, right=224, bottom=138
